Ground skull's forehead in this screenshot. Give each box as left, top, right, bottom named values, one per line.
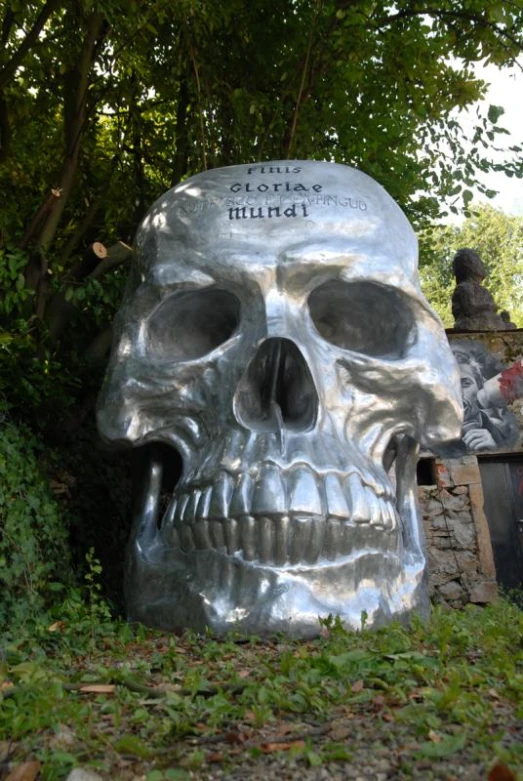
left=135, top=161, right=422, bottom=297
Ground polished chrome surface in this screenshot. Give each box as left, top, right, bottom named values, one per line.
left=97, top=161, right=463, bottom=636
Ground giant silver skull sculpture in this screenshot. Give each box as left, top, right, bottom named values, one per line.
left=97, top=161, right=462, bottom=637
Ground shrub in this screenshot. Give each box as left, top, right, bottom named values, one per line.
left=0, top=414, right=73, bottom=630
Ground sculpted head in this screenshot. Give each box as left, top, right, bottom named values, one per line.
left=97, top=161, right=462, bottom=636
left=452, top=248, right=486, bottom=284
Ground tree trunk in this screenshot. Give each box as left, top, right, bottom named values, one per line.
left=60, top=195, right=105, bottom=265
left=35, top=11, right=106, bottom=255
left=25, top=10, right=106, bottom=320
left=171, top=78, right=190, bottom=186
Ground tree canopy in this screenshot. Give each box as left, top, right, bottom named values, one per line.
left=0, top=0, right=522, bottom=360
left=1, top=0, right=523, bottom=258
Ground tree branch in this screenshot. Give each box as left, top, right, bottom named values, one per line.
left=87, top=241, right=132, bottom=280
left=20, top=189, right=62, bottom=251
left=376, top=6, right=523, bottom=62
left=285, top=0, right=319, bottom=157
left=59, top=196, right=105, bottom=265
left=34, top=11, right=107, bottom=258
left=0, top=0, right=64, bottom=92
left=1, top=5, right=15, bottom=47
left=0, top=91, right=11, bottom=162
left=187, top=26, right=207, bottom=170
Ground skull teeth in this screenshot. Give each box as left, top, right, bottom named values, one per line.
left=168, top=513, right=398, bottom=565
left=160, top=466, right=399, bottom=566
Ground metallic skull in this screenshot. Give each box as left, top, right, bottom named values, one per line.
left=97, top=161, right=462, bottom=637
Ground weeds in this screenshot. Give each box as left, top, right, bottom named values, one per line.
left=1, top=600, right=522, bottom=780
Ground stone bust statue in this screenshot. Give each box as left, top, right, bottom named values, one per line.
left=451, top=248, right=508, bottom=331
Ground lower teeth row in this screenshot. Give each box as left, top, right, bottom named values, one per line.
left=161, top=513, right=398, bottom=566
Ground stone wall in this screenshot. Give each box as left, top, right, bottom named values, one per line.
left=417, top=329, right=523, bottom=606
left=419, top=454, right=498, bottom=607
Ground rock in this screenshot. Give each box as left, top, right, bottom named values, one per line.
left=455, top=550, right=479, bottom=572
left=424, top=498, right=445, bottom=516
left=433, top=537, right=454, bottom=550
left=470, top=581, right=498, bottom=603
left=448, top=460, right=481, bottom=487
left=428, top=547, right=460, bottom=574
left=50, top=724, right=75, bottom=749
left=450, top=521, right=476, bottom=550
left=438, top=579, right=466, bottom=603
left=4, top=761, right=41, bottom=781
left=66, top=769, right=104, bottom=781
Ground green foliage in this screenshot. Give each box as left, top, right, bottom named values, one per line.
left=1, top=0, right=522, bottom=257
left=420, top=204, right=523, bottom=326
left=0, top=601, right=522, bottom=778
left=0, top=246, right=33, bottom=316
left=0, top=416, right=73, bottom=630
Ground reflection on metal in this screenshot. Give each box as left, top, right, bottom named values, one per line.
left=97, top=161, right=463, bottom=636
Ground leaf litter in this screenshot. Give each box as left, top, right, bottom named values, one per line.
left=1, top=601, right=522, bottom=779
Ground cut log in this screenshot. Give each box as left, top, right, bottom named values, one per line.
left=45, top=240, right=132, bottom=345
left=91, top=240, right=108, bottom=259
left=88, top=241, right=132, bottom=280
left=67, top=241, right=108, bottom=282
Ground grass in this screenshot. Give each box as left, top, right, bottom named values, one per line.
left=1, top=597, right=523, bottom=780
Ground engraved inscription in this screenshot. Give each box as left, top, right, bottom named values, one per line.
left=228, top=204, right=309, bottom=221
left=176, top=164, right=368, bottom=218
left=230, top=181, right=323, bottom=194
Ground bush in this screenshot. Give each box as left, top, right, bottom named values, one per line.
left=0, top=414, right=73, bottom=630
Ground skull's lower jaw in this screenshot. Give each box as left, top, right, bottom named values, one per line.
left=125, top=549, right=428, bottom=637
left=123, top=437, right=429, bottom=637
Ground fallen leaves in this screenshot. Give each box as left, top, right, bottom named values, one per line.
left=205, top=735, right=307, bottom=763
left=78, top=684, right=116, bottom=694
left=2, top=606, right=523, bottom=781
left=4, top=761, right=41, bottom=781
left=488, top=761, right=517, bottom=781
left=260, top=739, right=306, bottom=753
left=48, top=621, right=66, bottom=633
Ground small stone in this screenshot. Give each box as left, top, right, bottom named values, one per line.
left=50, top=724, right=75, bottom=749
left=428, top=548, right=460, bottom=574
left=449, top=462, right=481, bottom=486
left=438, top=580, right=465, bottom=601
left=456, top=550, right=478, bottom=572
left=470, top=581, right=498, bottom=603
left=425, top=499, right=445, bottom=515
left=66, top=769, right=104, bottom=781
left=450, top=522, right=476, bottom=550
left=434, top=538, right=454, bottom=549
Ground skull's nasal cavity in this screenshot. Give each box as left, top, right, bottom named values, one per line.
left=234, top=338, right=318, bottom=433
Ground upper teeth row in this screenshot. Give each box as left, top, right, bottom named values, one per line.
left=161, top=466, right=397, bottom=530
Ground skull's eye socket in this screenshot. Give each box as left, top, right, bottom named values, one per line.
left=145, top=288, right=241, bottom=360
left=308, top=280, right=415, bottom=358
